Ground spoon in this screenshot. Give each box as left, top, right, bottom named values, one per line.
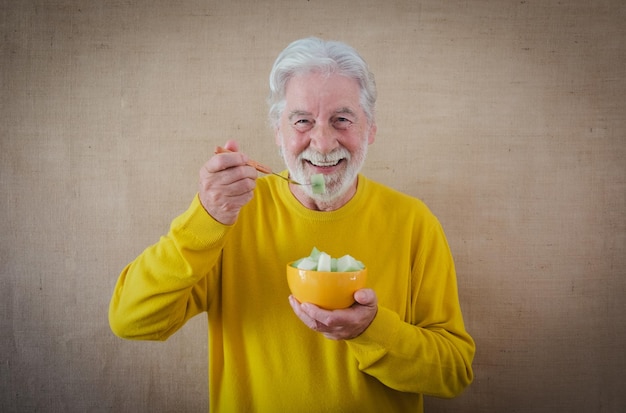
left=214, top=146, right=306, bottom=185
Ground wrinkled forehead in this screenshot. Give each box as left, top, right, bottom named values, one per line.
left=283, top=72, right=363, bottom=112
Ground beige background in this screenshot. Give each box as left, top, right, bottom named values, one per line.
left=1, top=0, right=625, bottom=412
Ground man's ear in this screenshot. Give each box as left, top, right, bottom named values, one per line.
left=367, top=123, right=377, bottom=145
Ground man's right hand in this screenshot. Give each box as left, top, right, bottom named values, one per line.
left=198, top=140, right=257, bottom=225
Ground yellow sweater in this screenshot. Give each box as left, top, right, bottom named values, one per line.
left=109, top=174, right=474, bottom=412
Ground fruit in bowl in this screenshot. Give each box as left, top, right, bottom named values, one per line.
left=287, top=248, right=367, bottom=310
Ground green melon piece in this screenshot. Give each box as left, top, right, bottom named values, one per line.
left=296, top=257, right=318, bottom=270
left=310, top=173, right=326, bottom=194
left=337, top=255, right=365, bottom=272
left=309, top=246, right=322, bottom=260
left=317, top=252, right=332, bottom=272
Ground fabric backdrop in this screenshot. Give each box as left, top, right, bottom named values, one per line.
left=1, top=0, right=625, bottom=412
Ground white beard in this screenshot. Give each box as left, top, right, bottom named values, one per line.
left=277, top=133, right=368, bottom=205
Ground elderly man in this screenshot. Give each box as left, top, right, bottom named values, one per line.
left=110, top=37, right=474, bottom=412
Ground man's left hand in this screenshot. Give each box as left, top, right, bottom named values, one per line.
left=288, top=289, right=378, bottom=340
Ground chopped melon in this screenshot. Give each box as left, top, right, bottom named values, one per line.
left=310, top=174, right=326, bottom=194
left=296, top=257, right=318, bottom=270
left=309, top=246, right=322, bottom=260
left=317, top=252, right=332, bottom=272
left=292, top=247, right=365, bottom=272
left=337, top=255, right=364, bottom=272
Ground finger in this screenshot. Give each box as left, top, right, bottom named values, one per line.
left=289, top=296, right=321, bottom=331
left=223, top=140, right=240, bottom=152
left=199, top=174, right=256, bottom=204
left=301, top=303, right=335, bottom=326
left=202, top=163, right=257, bottom=187
left=209, top=151, right=250, bottom=173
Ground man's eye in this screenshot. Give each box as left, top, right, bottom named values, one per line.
left=334, top=118, right=353, bottom=129
left=293, top=119, right=313, bottom=131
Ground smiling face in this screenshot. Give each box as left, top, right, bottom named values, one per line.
left=275, top=71, right=376, bottom=211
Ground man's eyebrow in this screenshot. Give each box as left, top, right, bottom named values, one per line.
left=334, top=107, right=357, bottom=117
left=287, top=107, right=358, bottom=121
left=288, top=110, right=311, bottom=121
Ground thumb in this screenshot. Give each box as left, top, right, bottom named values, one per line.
left=354, top=288, right=377, bottom=307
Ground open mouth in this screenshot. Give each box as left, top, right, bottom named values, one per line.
left=296, top=148, right=350, bottom=176
left=305, top=159, right=344, bottom=175
left=307, top=159, right=343, bottom=168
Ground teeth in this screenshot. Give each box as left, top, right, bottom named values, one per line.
left=301, top=148, right=349, bottom=167
left=311, top=160, right=339, bottom=167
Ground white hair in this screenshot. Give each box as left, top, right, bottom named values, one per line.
left=267, top=37, right=377, bottom=129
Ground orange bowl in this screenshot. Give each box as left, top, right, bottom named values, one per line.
left=286, top=262, right=367, bottom=310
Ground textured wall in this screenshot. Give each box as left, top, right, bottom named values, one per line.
left=1, top=0, right=625, bottom=412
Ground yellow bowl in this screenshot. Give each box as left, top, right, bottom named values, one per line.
left=286, top=262, right=367, bottom=310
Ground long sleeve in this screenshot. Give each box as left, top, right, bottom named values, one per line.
left=109, top=195, right=228, bottom=340
left=346, top=218, right=475, bottom=398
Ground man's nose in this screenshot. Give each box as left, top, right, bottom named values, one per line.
left=309, top=124, right=338, bottom=154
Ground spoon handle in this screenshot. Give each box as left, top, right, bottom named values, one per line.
left=214, top=146, right=304, bottom=185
